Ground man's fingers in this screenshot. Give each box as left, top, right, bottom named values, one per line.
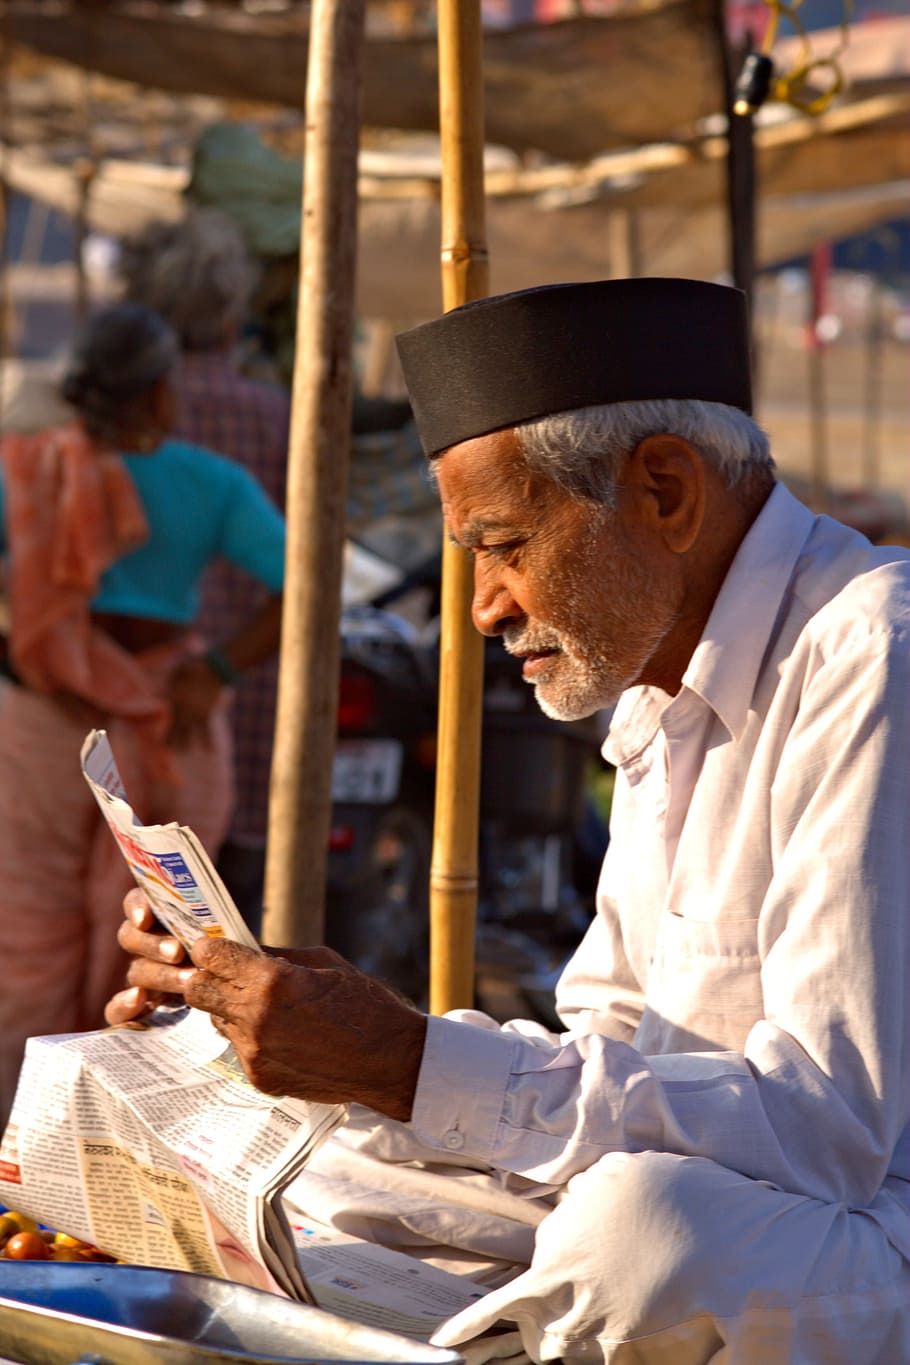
left=122, top=888, right=185, bottom=961
left=105, top=984, right=190, bottom=1027
left=118, top=917, right=187, bottom=963
left=126, top=957, right=198, bottom=996
left=105, top=986, right=152, bottom=1026
left=183, top=970, right=235, bottom=1022
left=124, top=887, right=157, bottom=931
left=104, top=985, right=175, bottom=1026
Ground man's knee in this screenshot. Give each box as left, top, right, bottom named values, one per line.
left=556, top=1151, right=715, bottom=1329
left=552, top=1149, right=899, bottom=1333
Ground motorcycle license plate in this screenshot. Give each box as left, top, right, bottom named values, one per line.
left=331, top=739, right=404, bottom=803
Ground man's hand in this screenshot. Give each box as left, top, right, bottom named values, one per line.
left=105, top=889, right=427, bottom=1122
left=105, top=888, right=194, bottom=1024
left=185, top=938, right=427, bottom=1122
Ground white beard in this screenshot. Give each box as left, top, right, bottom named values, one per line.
left=503, top=522, right=679, bottom=721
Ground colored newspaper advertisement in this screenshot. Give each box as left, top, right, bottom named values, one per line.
left=80, top=728, right=259, bottom=952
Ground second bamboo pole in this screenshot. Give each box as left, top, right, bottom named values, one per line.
left=429, top=0, right=489, bottom=1014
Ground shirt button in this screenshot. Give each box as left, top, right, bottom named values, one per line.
left=443, top=1129, right=465, bottom=1151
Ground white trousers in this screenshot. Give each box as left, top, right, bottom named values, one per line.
left=286, top=1117, right=910, bottom=1364
left=435, top=1150, right=910, bottom=1363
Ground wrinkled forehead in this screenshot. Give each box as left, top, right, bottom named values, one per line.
left=396, top=277, right=753, bottom=458
left=435, top=426, right=576, bottom=539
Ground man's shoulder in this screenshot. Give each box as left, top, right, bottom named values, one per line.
left=787, top=503, right=908, bottom=613
left=833, top=553, right=910, bottom=619
left=799, top=545, right=910, bottom=656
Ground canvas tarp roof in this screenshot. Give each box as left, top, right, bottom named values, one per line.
left=7, top=0, right=731, bottom=161
left=9, top=1, right=909, bottom=161
left=3, top=5, right=907, bottom=319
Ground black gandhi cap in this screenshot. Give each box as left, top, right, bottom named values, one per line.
left=395, top=277, right=753, bottom=457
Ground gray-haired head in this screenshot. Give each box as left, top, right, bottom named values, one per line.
left=118, top=207, right=256, bottom=351
left=516, top=399, right=775, bottom=509
left=61, top=302, right=178, bottom=441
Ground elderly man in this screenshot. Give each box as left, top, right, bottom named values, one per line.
left=107, top=279, right=910, bottom=1362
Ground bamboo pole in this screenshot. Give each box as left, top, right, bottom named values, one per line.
left=429, top=0, right=489, bottom=1014
left=261, top=0, right=365, bottom=947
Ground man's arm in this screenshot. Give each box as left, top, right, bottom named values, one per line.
left=186, top=937, right=426, bottom=1120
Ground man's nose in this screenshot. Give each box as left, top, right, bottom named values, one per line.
left=472, top=566, right=522, bottom=637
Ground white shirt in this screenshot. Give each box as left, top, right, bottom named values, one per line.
left=410, top=483, right=910, bottom=1260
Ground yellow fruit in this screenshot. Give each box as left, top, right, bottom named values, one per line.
left=53, top=1232, right=83, bottom=1248
left=2, top=1211, right=39, bottom=1234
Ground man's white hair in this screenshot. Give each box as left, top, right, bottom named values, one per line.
left=515, top=399, right=774, bottom=507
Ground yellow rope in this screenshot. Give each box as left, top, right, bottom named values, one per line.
left=764, top=0, right=853, bottom=115
left=734, top=0, right=854, bottom=117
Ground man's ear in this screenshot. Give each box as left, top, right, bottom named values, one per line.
left=628, top=433, right=705, bottom=555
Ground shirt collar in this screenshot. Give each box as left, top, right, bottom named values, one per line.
left=605, top=482, right=816, bottom=763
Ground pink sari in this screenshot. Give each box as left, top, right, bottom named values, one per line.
left=1, top=422, right=174, bottom=780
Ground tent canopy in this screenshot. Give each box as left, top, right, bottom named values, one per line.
left=8, top=0, right=726, bottom=161
left=3, top=4, right=907, bottom=321
left=9, top=1, right=908, bottom=160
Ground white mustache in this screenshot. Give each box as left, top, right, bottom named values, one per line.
left=503, top=625, right=564, bottom=656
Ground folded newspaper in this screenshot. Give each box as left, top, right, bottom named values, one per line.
left=80, top=726, right=261, bottom=953
left=0, top=730, right=490, bottom=1338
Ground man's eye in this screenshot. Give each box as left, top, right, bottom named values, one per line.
left=484, top=542, right=520, bottom=559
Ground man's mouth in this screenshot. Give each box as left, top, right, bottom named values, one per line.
left=503, top=628, right=564, bottom=680
left=520, top=647, right=560, bottom=679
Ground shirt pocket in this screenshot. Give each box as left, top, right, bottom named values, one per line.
left=637, top=914, right=763, bottom=1055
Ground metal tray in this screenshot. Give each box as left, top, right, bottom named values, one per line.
left=0, top=1262, right=466, bottom=1365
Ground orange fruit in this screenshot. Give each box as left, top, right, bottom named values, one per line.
left=4, top=1231, right=50, bottom=1260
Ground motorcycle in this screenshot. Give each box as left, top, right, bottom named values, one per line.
left=325, top=604, right=437, bottom=998
left=325, top=551, right=608, bottom=1011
